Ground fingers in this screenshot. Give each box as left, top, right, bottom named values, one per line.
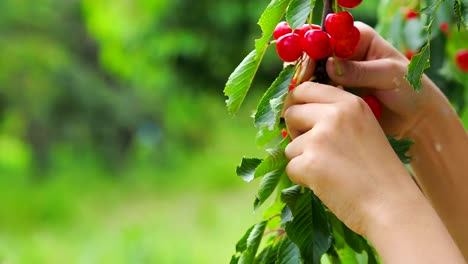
left=326, top=58, right=408, bottom=90
left=350, top=22, right=402, bottom=61
left=283, top=82, right=350, bottom=111
left=284, top=104, right=321, bottom=139
left=299, top=58, right=317, bottom=82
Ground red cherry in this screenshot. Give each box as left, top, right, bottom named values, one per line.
left=274, top=22, right=292, bottom=40
left=337, top=0, right=362, bottom=8
left=294, top=24, right=321, bottom=38
left=405, top=49, right=417, bottom=60
left=325, top=11, right=354, bottom=40
left=302, top=30, right=332, bottom=60
left=362, top=95, right=382, bottom=119
left=440, top=22, right=450, bottom=36
left=456, top=49, right=468, bottom=72
left=332, top=26, right=360, bottom=59
left=405, top=10, right=419, bottom=20
left=281, top=129, right=288, bottom=139
left=276, top=33, right=303, bottom=62
left=289, top=79, right=298, bottom=91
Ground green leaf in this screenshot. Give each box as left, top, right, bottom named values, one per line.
left=254, top=244, right=279, bottom=264
left=224, top=50, right=262, bottom=114
left=236, top=224, right=257, bottom=253
left=239, top=221, right=269, bottom=264
left=255, top=66, right=295, bottom=130
left=328, top=213, right=380, bottom=264
left=254, top=170, right=285, bottom=210
left=253, top=147, right=288, bottom=210
left=256, top=126, right=282, bottom=147
left=281, top=185, right=302, bottom=210
left=276, top=237, right=303, bottom=264
left=284, top=190, right=333, bottom=264
left=255, top=0, right=293, bottom=59
left=286, top=0, right=314, bottom=29
left=231, top=255, right=240, bottom=264
left=405, top=43, right=431, bottom=91
left=454, top=0, right=467, bottom=30
left=255, top=148, right=288, bottom=179
left=237, top=158, right=263, bottom=183
left=387, top=136, right=414, bottom=164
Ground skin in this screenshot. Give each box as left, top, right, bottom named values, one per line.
left=283, top=22, right=468, bottom=263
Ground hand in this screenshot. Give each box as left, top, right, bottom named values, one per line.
left=283, top=82, right=422, bottom=236
left=325, top=22, right=444, bottom=137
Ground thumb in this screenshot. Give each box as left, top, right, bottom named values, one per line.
left=326, top=57, right=408, bottom=90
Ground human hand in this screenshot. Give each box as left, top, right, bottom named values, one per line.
left=323, top=22, right=444, bottom=137
left=283, top=82, right=423, bottom=236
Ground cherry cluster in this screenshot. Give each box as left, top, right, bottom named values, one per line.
left=274, top=12, right=360, bottom=63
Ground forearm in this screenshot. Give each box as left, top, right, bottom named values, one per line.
left=406, top=78, right=468, bottom=258
left=366, top=188, right=466, bottom=263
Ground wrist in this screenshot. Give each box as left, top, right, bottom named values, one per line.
left=363, top=185, right=465, bottom=263
left=402, top=76, right=453, bottom=139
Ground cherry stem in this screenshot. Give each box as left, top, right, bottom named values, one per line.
left=314, top=0, right=335, bottom=84
left=332, top=53, right=343, bottom=76
left=320, top=0, right=334, bottom=32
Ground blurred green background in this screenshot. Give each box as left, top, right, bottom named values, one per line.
left=2, top=0, right=460, bottom=263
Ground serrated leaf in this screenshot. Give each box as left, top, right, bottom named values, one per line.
left=237, top=224, right=257, bottom=253
left=284, top=190, right=333, bottom=264
left=255, top=66, right=295, bottom=130
left=454, top=0, right=467, bottom=30
left=255, top=244, right=279, bottom=264
left=239, top=221, right=269, bottom=264
left=254, top=170, right=285, bottom=210
left=281, top=185, right=302, bottom=210
left=231, top=255, right=241, bottom=264
left=224, top=50, right=262, bottom=114
left=237, top=158, right=263, bottom=182
left=286, top=0, right=314, bottom=29
left=387, top=136, right=414, bottom=164
left=256, top=126, right=282, bottom=147
left=328, top=212, right=380, bottom=264
left=276, top=237, right=303, bottom=264
left=255, top=0, right=293, bottom=59
left=255, top=148, right=288, bottom=178
left=405, top=43, right=431, bottom=91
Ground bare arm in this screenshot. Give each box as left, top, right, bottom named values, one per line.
left=283, top=83, right=465, bottom=263
left=325, top=22, right=468, bottom=258
left=406, top=78, right=468, bottom=258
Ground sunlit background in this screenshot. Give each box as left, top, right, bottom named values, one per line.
left=2, top=1, right=463, bottom=263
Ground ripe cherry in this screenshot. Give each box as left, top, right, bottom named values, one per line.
left=274, top=22, right=292, bottom=40
left=289, top=78, right=298, bottom=91
left=294, top=24, right=321, bottom=38
left=276, top=33, right=303, bottom=62
left=337, top=0, right=362, bottom=8
left=325, top=11, right=354, bottom=40
left=405, top=49, right=417, bottom=60
left=281, top=129, right=288, bottom=139
left=405, top=10, right=419, bottom=20
left=456, top=49, right=468, bottom=72
left=362, top=95, right=383, bottom=119
left=332, top=26, right=360, bottom=59
left=302, top=30, right=332, bottom=60
left=440, top=22, right=450, bottom=36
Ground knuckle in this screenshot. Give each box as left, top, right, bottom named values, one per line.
left=388, top=59, right=405, bottom=74
left=324, top=105, right=346, bottom=123
left=347, top=95, right=367, bottom=115
left=284, top=105, right=299, bottom=126
left=284, top=143, right=295, bottom=160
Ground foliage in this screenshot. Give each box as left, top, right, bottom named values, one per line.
left=225, top=0, right=467, bottom=263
